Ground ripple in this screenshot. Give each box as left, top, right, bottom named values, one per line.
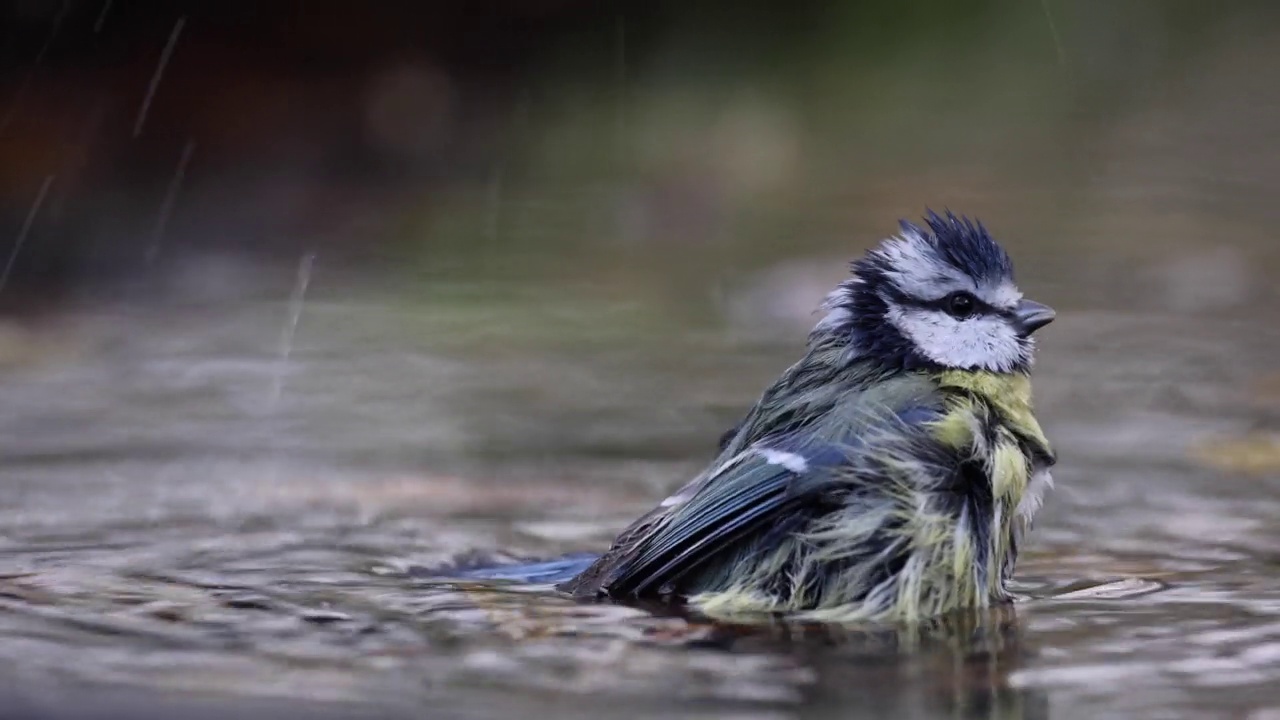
left=1, top=280, right=1278, bottom=719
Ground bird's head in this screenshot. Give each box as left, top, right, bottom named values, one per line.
left=814, top=210, right=1055, bottom=374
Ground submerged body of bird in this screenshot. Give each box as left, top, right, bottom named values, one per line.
left=558, top=211, right=1057, bottom=622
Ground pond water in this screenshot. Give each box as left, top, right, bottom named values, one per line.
left=1, top=209, right=1278, bottom=720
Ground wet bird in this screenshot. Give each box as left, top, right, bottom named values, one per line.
left=558, top=211, right=1057, bottom=622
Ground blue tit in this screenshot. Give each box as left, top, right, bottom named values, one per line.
left=558, top=210, right=1057, bottom=622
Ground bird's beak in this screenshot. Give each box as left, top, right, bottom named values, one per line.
left=1013, top=299, right=1056, bottom=337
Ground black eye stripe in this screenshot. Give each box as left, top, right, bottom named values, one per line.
left=925, top=294, right=996, bottom=316
left=882, top=286, right=1008, bottom=317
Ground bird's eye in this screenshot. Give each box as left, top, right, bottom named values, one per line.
left=944, top=292, right=977, bottom=319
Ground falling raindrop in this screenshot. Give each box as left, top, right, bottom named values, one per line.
left=1040, top=0, right=1066, bottom=66
left=261, top=252, right=315, bottom=485
left=267, top=252, right=317, bottom=410
left=0, top=175, right=56, bottom=293
left=0, top=1, right=71, bottom=133
left=133, top=16, right=187, bottom=138
left=94, top=0, right=114, bottom=33
left=145, top=139, right=196, bottom=263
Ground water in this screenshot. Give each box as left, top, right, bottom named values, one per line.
left=0, top=224, right=1277, bottom=719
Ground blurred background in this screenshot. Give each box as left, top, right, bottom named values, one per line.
left=1, top=1, right=1279, bottom=719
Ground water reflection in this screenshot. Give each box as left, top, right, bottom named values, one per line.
left=404, top=577, right=1049, bottom=719
left=682, top=606, right=1049, bottom=720
left=405, top=546, right=1279, bottom=718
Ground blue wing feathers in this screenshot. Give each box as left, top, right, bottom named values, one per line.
left=604, top=463, right=795, bottom=595
left=601, top=402, right=944, bottom=598
left=643, top=496, right=791, bottom=595
left=895, top=404, right=942, bottom=429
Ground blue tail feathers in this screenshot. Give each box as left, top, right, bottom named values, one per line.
left=441, top=553, right=600, bottom=584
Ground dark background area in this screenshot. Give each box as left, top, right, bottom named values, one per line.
left=5, top=0, right=1280, bottom=306
left=3, top=0, right=818, bottom=287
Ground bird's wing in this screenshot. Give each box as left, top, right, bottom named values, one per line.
left=601, top=404, right=943, bottom=598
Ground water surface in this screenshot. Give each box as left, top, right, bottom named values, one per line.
left=1, top=227, right=1278, bottom=719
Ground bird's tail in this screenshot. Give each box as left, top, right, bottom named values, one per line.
left=432, top=553, right=601, bottom=584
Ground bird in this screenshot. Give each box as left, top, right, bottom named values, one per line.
left=557, top=210, right=1057, bottom=623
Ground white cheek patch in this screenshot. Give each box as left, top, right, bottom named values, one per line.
left=887, top=306, right=1026, bottom=372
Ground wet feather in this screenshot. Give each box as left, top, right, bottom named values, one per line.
left=558, top=211, right=1056, bottom=622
